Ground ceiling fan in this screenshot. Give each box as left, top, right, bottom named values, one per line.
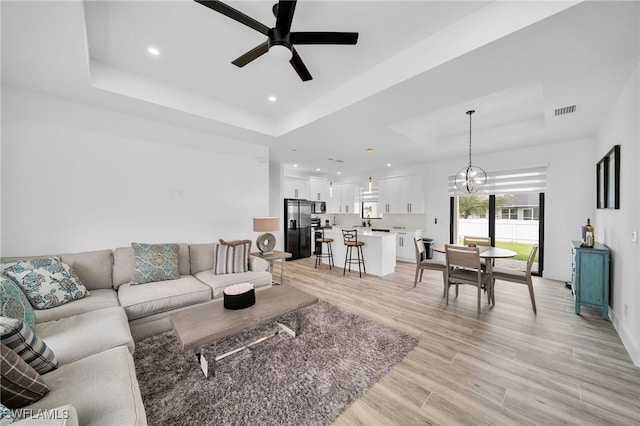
left=194, top=0, right=359, bottom=81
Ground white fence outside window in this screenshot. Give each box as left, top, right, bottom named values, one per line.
left=459, top=219, right=539, bottom=244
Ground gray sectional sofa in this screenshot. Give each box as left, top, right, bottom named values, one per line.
left=2, top=243, right=272, bottom=425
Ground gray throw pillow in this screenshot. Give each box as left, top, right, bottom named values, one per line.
left=131, top=243, right=180, bottom=284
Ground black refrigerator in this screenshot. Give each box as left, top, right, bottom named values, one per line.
left=284, top=199, right=312, bottom=260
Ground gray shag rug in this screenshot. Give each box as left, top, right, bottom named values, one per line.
left=133, top=301, right=417, bottom=425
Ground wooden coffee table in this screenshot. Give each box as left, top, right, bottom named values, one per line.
left=170, top=284, right=318, bottom=377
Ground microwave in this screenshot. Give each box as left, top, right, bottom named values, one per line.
left=311, top=201, right=326, bottom=214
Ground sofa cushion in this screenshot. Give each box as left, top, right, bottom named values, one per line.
left=34, top=289, right=120, bottom=324
left=1, top=275, right=36, bottom=328
left=131, top=243, right=179, bottom=285
left=0, top=343, right=50, bottom=409
left=58, top=250, right=114, bottom=291
left=213, top=241, right=251, bottom=275
left=117, top=276, right=211, bottom=321
left=194, top=270, right=272, bottom=298
left=113, top=244, right=190, bottom=290
left=36, top=307, right=134, bottom=365
left=189, top=243, right=215, bottom=274
left=22, top=346, right=146, bottom=426
left=4, top=262, right=89, bottom=310
left=0, top=318, right=58, bottom=374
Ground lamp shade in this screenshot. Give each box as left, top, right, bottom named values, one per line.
left=253, top=217, right=279, bottom=232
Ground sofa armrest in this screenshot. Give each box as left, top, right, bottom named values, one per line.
left=249, top=256, right=269, bottom=272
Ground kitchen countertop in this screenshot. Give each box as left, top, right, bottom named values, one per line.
left=323, top=228, right=397, bottom=238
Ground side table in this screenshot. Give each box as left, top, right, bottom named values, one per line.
left=251, top=251, right=292, bottom=285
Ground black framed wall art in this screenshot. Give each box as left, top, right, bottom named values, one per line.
left=596, top=145, right=620, bottom=209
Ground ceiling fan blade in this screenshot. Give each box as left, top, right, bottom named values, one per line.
left=291, top=32, right=359, bottom=45
left=195, top=0, right=269, bottom=35
left=290, top=48, right=312, bottom=81
left=231, top=42, right=269, bottom=67
left=275, top=0, right=297, bottom=34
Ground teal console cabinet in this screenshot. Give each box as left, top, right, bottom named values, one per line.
left=570, top=240, right=610, bottom=319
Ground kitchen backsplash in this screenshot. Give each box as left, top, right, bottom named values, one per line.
left=315, top=213, right=427, bottom=230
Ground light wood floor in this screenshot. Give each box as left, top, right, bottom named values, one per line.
left=276, top=257, right=639, bottom=425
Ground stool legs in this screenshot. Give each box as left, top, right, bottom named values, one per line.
left=315, top=241, right=334, bottom=269
left=343, top=244, right=365, bottom=277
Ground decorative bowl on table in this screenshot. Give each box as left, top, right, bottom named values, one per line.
left=223, top=283, right=255, bottom=310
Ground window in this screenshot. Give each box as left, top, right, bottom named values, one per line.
left=522, top=208, right=539, bottom=220
left=361, top=201, right=381, bottom=219
left=502, top=208, right=517, bottom=220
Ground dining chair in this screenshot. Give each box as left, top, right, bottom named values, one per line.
left=463, top=235, right=491, bottom=270
left=445, top=244, right=492, bottom=315
left=462, top=236, right=491, bottom=246
left=491, top=244, right=538, bottom=313
left=413, top=237, right=447, bottom=295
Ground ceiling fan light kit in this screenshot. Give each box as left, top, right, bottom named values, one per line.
left=195, top=0, right=358, bottom=81
left=455, top=110, right=487, bottom=194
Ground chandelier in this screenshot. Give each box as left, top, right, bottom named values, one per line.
left=455, top=110, right=487, bottom=193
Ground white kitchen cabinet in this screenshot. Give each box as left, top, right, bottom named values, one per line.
left=284, top=177, right=309, bottom=199
left=395, top=229, right=423, bottom=262
left=379, top=176, right=424, bottom=214
left=327, top=183, right=357, bottom=214
left=308, top=177, right=329, bottom=201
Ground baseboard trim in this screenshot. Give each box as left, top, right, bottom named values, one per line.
left=609, top=307, right=639, bottom=367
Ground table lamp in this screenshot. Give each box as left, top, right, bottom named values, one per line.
left=253, top=217, right=279, bottom=253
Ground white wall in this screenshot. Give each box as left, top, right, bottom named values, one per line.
left=595, top=62, right=639, bottom=366
left=1, top=87, right=270, bottom=256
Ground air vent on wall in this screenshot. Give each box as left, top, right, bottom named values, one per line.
left=554, top=105, right=577, bottom=116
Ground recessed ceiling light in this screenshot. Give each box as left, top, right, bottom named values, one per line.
left=293, top=164, right=298, bottom=168
left=268, top=95, right=277, bottom=102
left=147, top=47, right=160, bottom=56
left=387, top=163, right=391, bottom=167
left=316, top=168, right=321, bottom=171
left=338, top=171, right=342, bottom=175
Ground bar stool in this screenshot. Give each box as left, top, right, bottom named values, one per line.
left=314, top=228, right=335, bottom=269
left=342, top=229, right=366, bottom=277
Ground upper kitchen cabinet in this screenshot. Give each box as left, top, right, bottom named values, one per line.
left=309, top=177, right=330, bottom=202
left=327, top=182, right=357, bottom=214
left=284, top=176, right=310, bottom=199
left=379, top=176, right=424, bottom=214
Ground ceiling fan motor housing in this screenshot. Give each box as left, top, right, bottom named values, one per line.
left=268, top=27, right=292, bottom=51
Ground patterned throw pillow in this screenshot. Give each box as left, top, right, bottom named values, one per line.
left=0, top=257, right=61, bottom=275
left=0, top=276, right=36, bottom=328
left=213, top=240, right=251, bottom=275
left=3, top=262, right=88, bottom=310
left=0, top=343, right=50, bottom=409
left=0, top=317, right=58, bottom=374
left=131, top=243, right=180, bottom=285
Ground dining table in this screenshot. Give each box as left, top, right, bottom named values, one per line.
left=432, top=244, right=518, bottom=304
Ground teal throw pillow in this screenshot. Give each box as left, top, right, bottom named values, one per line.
left=131, top=243, right=180, bottom=285
left=0, top=276, right=36, bottom=328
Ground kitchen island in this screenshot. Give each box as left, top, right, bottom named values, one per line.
left=321, top=228, right=396, bottom=276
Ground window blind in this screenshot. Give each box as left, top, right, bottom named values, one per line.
left=448, top=166, right=547, bottom=196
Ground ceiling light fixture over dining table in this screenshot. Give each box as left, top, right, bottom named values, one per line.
left=455, top=110, right=487, bottom=193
